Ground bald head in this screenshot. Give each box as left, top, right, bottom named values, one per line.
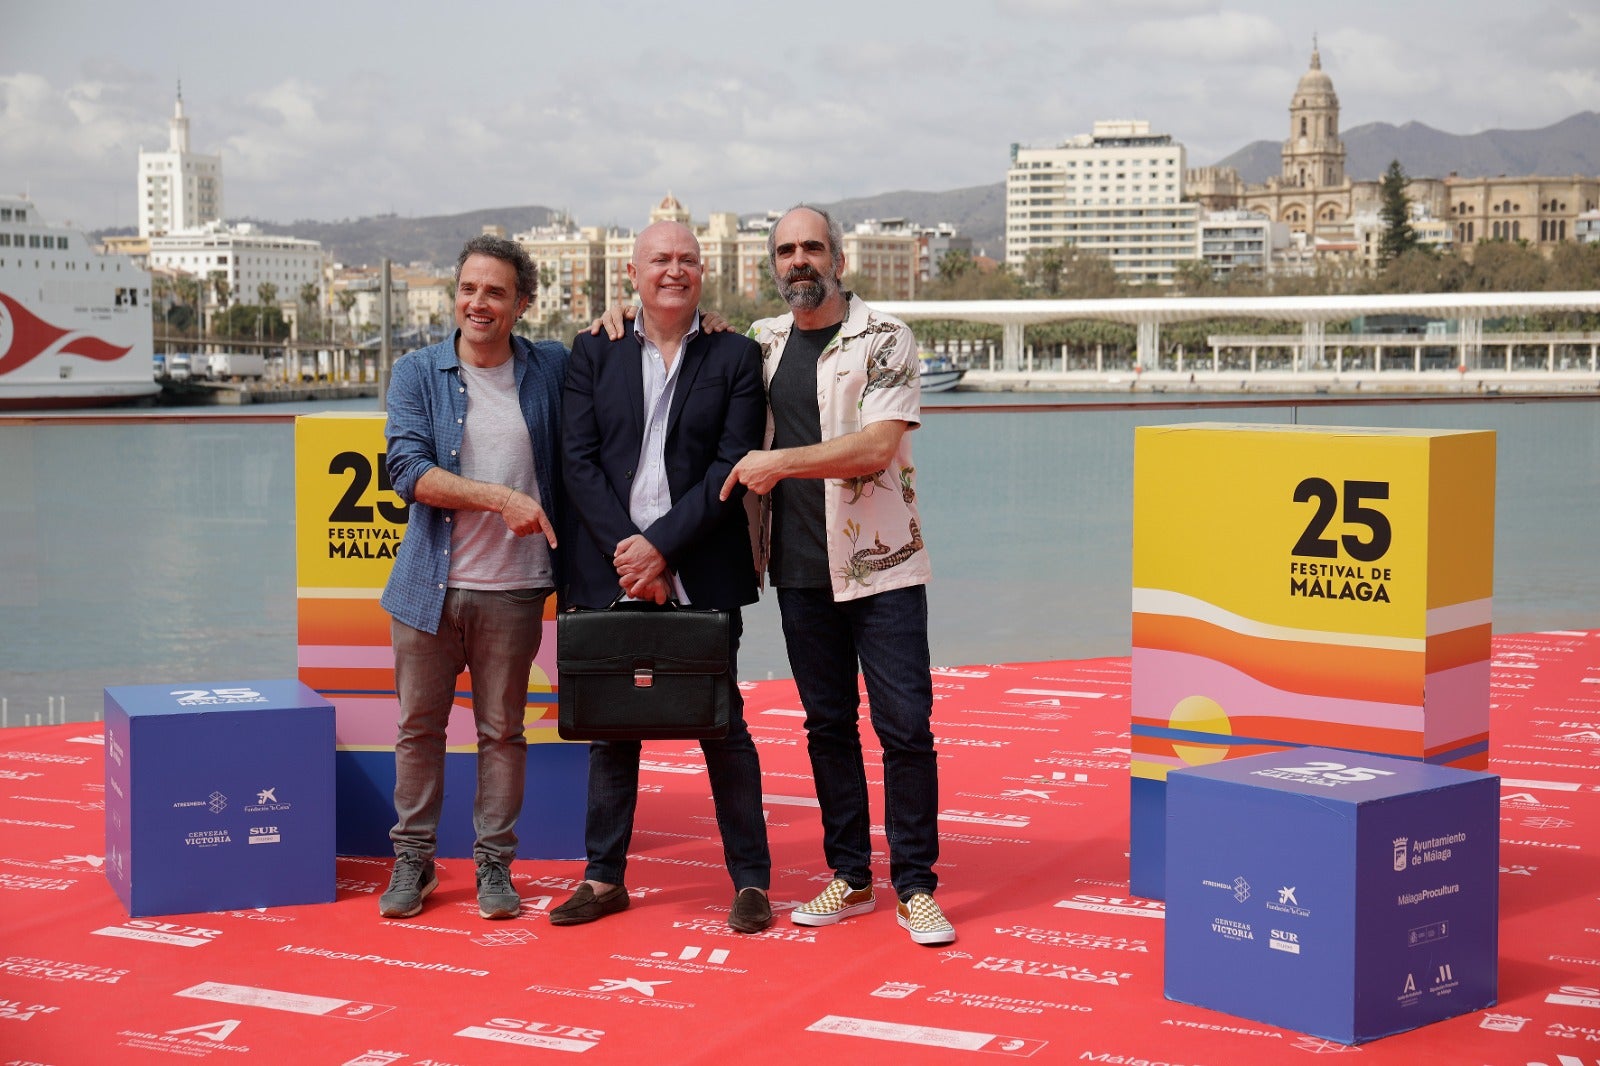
left=633, top=221, right=700, bottom=265
left=628, top=220, right=703, bottom=325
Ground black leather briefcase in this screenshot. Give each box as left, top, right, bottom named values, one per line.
left=556, top=599, right=732, bottom=741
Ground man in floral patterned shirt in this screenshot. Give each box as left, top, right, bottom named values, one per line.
left=721, top=204, right=953, bottom=946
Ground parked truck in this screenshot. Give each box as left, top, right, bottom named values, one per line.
left=194, top=352, right=267, bottom=380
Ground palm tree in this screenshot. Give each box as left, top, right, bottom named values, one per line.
left=336, top=290, right=358, bottom=343
left=174, top=273, right=201, bottom=316
left=171, top=272, right=202, bottom=338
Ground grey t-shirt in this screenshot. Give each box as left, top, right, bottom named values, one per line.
left=449, top=359, right=553, bottom=589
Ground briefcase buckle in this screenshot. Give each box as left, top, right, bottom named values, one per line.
left=633, top=667, right=653, bottom=688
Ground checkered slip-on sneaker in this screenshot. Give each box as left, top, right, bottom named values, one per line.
left=790, top=878, right=876, bottom=927
left=897, top=892, right=956, bottom=945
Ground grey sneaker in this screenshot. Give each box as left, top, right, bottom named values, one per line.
left=378, top=852, right=437, bottom=918
left=476, top=859, right=521, bottom=919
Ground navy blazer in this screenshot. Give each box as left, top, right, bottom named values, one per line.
left=560, top=325, right=765, bottom=611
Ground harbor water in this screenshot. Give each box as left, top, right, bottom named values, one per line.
left=2, top=392, right=1596, bottom=725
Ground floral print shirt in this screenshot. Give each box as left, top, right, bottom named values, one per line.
left=748, top=293, right=931, bottom=602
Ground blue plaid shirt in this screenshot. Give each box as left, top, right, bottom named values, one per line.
left=380, top=331, right=568, bottom=634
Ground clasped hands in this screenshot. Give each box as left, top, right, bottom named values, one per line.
left=614, top=534, right=672, bottom=605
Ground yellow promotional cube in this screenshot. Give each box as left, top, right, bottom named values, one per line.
left=294, top=414, right=582, bottom=859
left=1129, top=423, right=1495, bottom=898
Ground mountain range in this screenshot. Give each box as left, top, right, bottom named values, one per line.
left=1211, top=111, right=1600, bottom=188
left=119, top=111, right=1599, bottom=268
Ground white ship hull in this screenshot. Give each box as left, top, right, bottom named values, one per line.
left=0, top=197, right=158, bottom=410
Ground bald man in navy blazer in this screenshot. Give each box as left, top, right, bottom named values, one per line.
left=553, top=220, right=773, bottom=933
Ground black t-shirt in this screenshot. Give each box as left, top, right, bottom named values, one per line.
left=767, top=323, right=840, bottom=588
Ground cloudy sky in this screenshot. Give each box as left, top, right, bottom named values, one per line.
left=5, top=0, right=1598, bottom=233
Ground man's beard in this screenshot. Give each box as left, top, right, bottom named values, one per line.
left=777, top=264, right=839, bottom=311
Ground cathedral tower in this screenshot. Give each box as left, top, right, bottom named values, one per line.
left=1281, top=42, right=1345, bottom=190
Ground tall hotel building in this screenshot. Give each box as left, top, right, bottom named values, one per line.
left=1005, top=120, right=1199, bottom=285
left=138, top=89, right=223, bottom=238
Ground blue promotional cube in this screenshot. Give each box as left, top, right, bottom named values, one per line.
left=104, top=680, right=336, bottom=917
left=1163, top=747, right=1498, bottom=1045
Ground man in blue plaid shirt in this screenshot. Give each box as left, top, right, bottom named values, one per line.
left=376, top=235, right=567, bottom=921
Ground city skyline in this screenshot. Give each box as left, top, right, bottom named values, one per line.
left=5, top=0, right=1598, bottom=233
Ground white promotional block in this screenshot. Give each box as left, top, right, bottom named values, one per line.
left=104, top=680, right=336, bottom=917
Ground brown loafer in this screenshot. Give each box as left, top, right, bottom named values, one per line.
left=549, top=882, right=630, bottom=926
left=728, top=887, right=773, bottom=933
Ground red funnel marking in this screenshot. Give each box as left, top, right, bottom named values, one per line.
left=0, top=291, right=132, bottom=376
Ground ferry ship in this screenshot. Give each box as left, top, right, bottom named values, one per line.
left=0, top=195, right=158, bottom=409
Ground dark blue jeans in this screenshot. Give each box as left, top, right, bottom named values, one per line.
left=777, top=584, right=939, bottom=901
left=583, top=609, right=771, bottom=890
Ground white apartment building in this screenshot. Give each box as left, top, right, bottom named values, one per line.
left=148, top=223, right=323, bottom=309
left=1199, top=211, right=1286, bottom=278
left=1006, top=120, right=1199, bottom=285
left=1573, top=210, right=1600, bottom=245
left=341, top=275, right=409, bottom=332
left=138, top=90, right=223, bottom=238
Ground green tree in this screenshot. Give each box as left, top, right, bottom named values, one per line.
left=1021, top=244, right=1124, bottom=298
left=298, top=282, right=322, bottom=339
left=701, top=274, right=785, bottom=333
left=1466, top=239, right=1548, bottom=291
left=1378, top=160, right=1418, bottom=266
left=174, top=272, right=201, bottom=312
left=922, top=260, right=1023, bottom=302
left=936, top=249, right=976, bottom=284
left=1173, top=259, right=1218, bottom=297
left=841, top=271, right=884, bottom=302
left=164, top=302, right=197, bottom=334
left=1546, top=240, right=1600, bottom=291
left=162, top=272, right=202, bottom=337
left=1219, top=263, right=1268, bottom=296
left=1373, top=247, right=1468, bottom=294
left=1022, top=247, right=1067, bottom=296
left=336, top=290, right=358, bottom=342
left=214, top=304, right=288, bottom=340
left=209, top=271, right=231, bottom=308
left=1055, top=245, right=1124, bottom=299
left=256, top=281, right=278, bottom=309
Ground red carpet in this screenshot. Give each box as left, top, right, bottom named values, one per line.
left=2, top=631, right=1596, bottom=1064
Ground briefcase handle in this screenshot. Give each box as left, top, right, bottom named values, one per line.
left=564, top=591, right=692, bottom=614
